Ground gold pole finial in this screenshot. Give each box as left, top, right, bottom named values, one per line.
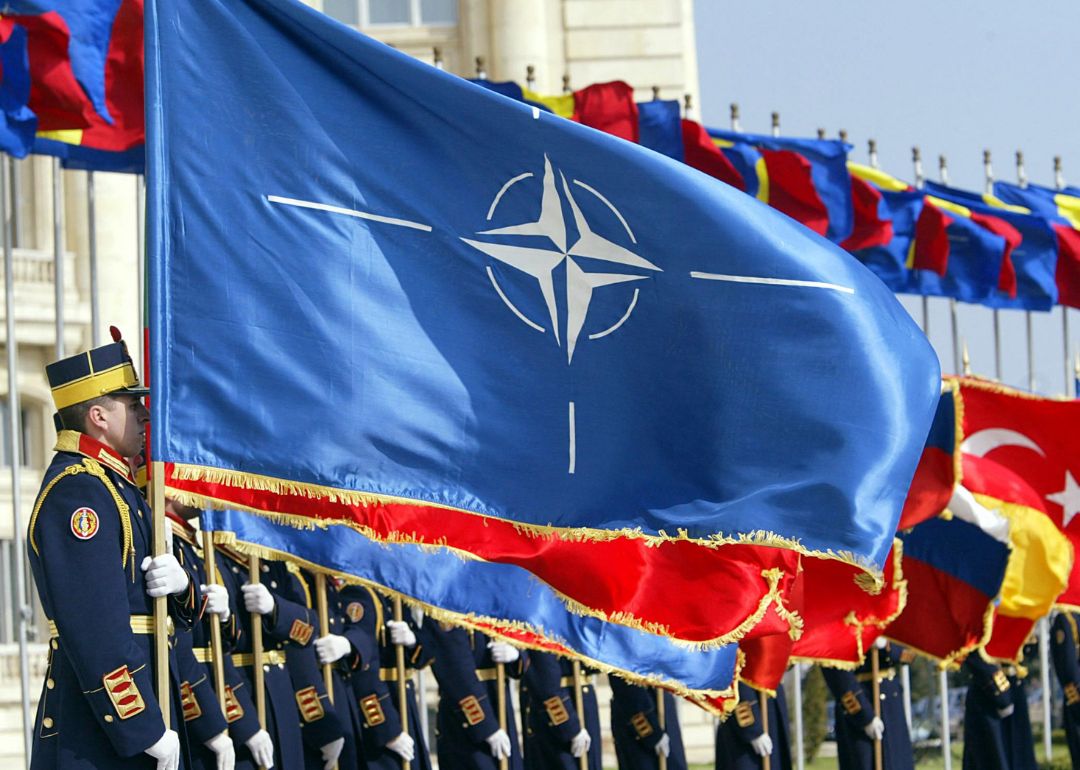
left=475, top=56, right=486, bottom=79
left=1056, top=156, right=1064, bottom=172
left=432, top=47, right=442, bottom=67
left=817, top=128, right=825, bottom=140
left=684, top=93, right=693, bottom=111
left=731, top=103, right=739, bottom=119
left=983, top=149, right=992, bottom=164
left=652, top=85, right=661, bottom=101
left=912, top=146, right=921, bottom=162
left=771, top=111, right=780, bottom=135
left=962, top=338, right=971, bottom=376
left=562, top=74, right=571, bottom=93
left=839, top=129, right=848, bottom=143
left=869, top=139, right=877, bottom=154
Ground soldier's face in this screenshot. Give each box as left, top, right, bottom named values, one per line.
left=98, top=395, right=150, bottom=458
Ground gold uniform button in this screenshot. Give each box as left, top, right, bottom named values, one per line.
left=270, top=581, right=277, bottom=589
left=46, top=679, right=54, bottom=690
left=42, top=718, right=53, bottom=728
left=51, top=640, right=58, bottom=650
left=104, top=715, right=113, bottom=723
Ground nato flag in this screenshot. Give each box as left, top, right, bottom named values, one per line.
left=145, top=0, right=939, bottom=604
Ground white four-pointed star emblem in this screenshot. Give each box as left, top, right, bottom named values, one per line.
left=1047, top=470, right=1080, bottom=530
left=461, top=155, right=661, bottom=364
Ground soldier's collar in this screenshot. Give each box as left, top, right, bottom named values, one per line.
left=167, top=512, right=198, bottom=546
left=54, top=430, right=135, bottom=483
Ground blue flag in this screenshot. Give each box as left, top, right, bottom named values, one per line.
left=146, top=0, right=940, bottom=648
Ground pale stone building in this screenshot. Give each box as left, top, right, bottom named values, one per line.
left=0, top=0, right=711, bottom=763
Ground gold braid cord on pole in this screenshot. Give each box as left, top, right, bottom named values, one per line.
left=150, top=461, right=170, bottom=728
left=201, top=528, right=227, bottom=710
left=393, top=597, right=409, bottom=770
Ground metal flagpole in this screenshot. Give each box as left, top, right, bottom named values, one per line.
left=793, top=663, right=805, bottom=770
left=759, top=691, right=771, bottom=770
left=150, top=462, right=170, bottom=727
left=136, top=175, right=145, bottom=373
left=4, top=155, right=32, bottom=763
left=871, top=653, right=883, bottom=770
left=52, top=159, right=64, bottom=359
left=938, top=154, right=960, bottom=373
left=939, top=669, right=952, bottom=770
left=1056, top=157, right=1071, bottom=396
left=201, top=529, right=227, bottom=709
left=87, top=171, right=99, bottom=346
left=572, top=661, right=587, bottom=770
left=985, top=150, right=1004, bottom=381
left=656, top=689, right=667, bottom=770
left=913, top=148, right=930, bottom=335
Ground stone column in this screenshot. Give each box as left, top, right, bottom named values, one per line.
left=489, top=0, right=549, bottom=87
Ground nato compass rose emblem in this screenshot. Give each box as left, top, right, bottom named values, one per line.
left=460, top=155, right=660, bottom=364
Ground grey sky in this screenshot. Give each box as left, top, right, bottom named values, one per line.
left=693, top=0, right=1080, bottom=395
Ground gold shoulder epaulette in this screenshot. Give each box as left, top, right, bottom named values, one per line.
left=29, top=458, right=134, bottom=574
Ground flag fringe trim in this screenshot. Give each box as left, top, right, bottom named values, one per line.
left=167, top=461, right=886, bottom=588
left=182, top=485, right=800, bottom=648
left=208, top=529, right=741, bottom=717
left=952, top=374, right=1075, bottom=402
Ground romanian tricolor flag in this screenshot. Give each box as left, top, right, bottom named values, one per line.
left=842, top=164, right=923, bottom=290
left=992, top=181, right=1080, bottom=310
left=899, top=378, right=960, bottom=530
left=146, top=0, right=940, bottom=668
left=706, top=128, right=854, bottom=243
left=0, top=0, right=144, bottom=171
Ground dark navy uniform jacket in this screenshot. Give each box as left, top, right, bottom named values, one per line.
left=339, top=585, right=432, bottom=770
left=419, top=623, right=527, bottom=770
left=608, top=677, right=686, bottom=770
left=519, top=650, right=602, bottom=770
left=27, top=431, right=200, bottom=770
left=715, top=682, right=792, bottom=770
left=1051, top=611, right=1080, bottom=768
left=962, top=653, right=1037, bottom=770
left=216, top=547, right=317, bottom=770
left=822, top=644, right=914, bottom=770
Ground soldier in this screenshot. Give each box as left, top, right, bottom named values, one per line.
left=337, top=584, right=432, bottom=769
left=167, top=500, right=273, bottom=769
left=962, top=651, right=1036, bottom=770
left=821, top=639, right=913, bottom=770
left=1051, top=610, right=1080, bottom=767
left=419, top=622, right=525, bottom=769
left=27, top=337, right=197, bottom=769
left=714, top=681, right=792, bottom=770
left=608, top=678, right=685, bottom=770
left=519, top=650, right=601, bottom=770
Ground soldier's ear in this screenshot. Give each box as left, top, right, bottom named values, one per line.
left=85, top=401, right=114, bottom=433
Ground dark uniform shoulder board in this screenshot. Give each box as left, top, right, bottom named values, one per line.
left=70, top=507, right=99, bottom=540
left=346, top=602, right=364, bottom=622
left=180, top=681, right=201, bottom=722
left=1066, top=683, right=1080, bottom=706
left=361, top=694, right=386, bottom=726
left=289, top=619, right=314, bottom=645
left=459, top=695, right=485, bottom=726
left=735, top=701, right=755, bottom=727
left=631, top=712, right=654, bottom=738
left=1057, top=629, right=1066, bottom=644
left=295, top=686, right=325, bottom=722
left=841, top=691, right=862, bottom=715
left=103, top=665, right=146, bottom=720
left=543, top=695, right=570, bottom=726
left=224, top=686, right=244, bottom=723
left=992, top=670, right=1010, bottom=693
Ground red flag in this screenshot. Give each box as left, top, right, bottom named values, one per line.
left=759, top=149, right=829, bottom=237
left=911, top=201, right=953, bottom=275
left=572, top=81, right=638, bottom=143
left=7, top=13, right=97, bottom=132
left=1054, top=223, right=1080, bottom=310
left=840, top=174, right=893, bottom=251
left=681, top=119, right=745, bottom=191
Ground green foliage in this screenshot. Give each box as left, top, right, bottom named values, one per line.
left=802, top=665, right=830, bottom=763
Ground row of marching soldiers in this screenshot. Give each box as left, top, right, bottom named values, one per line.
left=23, top=335, right=1080, bottom=770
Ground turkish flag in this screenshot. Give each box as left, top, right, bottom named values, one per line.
left=956, top=376, right=1080, bottom=607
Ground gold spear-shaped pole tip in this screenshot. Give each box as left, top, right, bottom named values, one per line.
left=562, top=74, right=571, bottom=93
left=912, top=146, right=921, bottom=162
left=1016, top=150, right=1024, bottom=165
left=652, top=85, right=661, bottom=101
left=730, top=103, right=739, bottom=119
left=869, top=139, right=877, bottom=153
left=839, top=129, right=848, bottom=143
left=984, top=149, right=992, bottom=164
left=962, top=338, right=971, bottom=377
left=817, top=128, right=826, bottom=139
left=771, top=111, right=780, bottom=128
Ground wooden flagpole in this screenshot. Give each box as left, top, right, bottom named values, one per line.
left=201, top=529, right=227, bottom=709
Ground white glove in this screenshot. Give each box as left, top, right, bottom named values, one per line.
left=655, top=732, right=670, bottom=758
left=874, top=636, right=888, bottom=650
left=485, top=728, right=512, bottom=759
left=242, top=583, right=275, bottom=615
left=145, top=729, right=181, bottom=770
left=997, top=703, right=1015, bottom=719
left=320, top=737, right=344, bottom=770
left=245, top=729, right=275, bottom=769
left=387, top=620, right=416, bottom=648
left=386, top=731, right=415, bottom=761
left=488, top=641, right=520, bottom=664
left=201, top=583, right=231, bottom=622
left=750, top=732, right=773, bottom=758
left=864, top=716, right=885, bottom=741
left=142, top=555, right=190, bottom=598
left=570, top=728, right=591, bottom=758
left=204, top=731, right=235, bottom=770
left=315, top=634, right=352, bottom=664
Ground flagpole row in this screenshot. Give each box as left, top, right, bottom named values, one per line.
left=392, top=596, right=409, bottom=770
left=496, top=662, right=508, bottom=770
left=3, top=154, right=33, bottom=764
left=871, top=651, right=883, bottom=770
left=656, top=688, right=667, bottom=770
left=760, top=691, right=771, bottom=770
left=150, top=461, right=170, bottom=728
left=201, top=528, right=228, bottom=710
left=572, top=661, right=587, bottom=770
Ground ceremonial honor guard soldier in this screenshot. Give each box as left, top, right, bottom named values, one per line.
left=961, top=651, right=1036, bottom=770
left=821, top=640, right=913, bottom=770
left=714, top=680, right=792, bottom=770
left=420, top=622, right=525, bottom=769
left=519, top=649, right=601, bottom=770
left=1051, top=610, right=1080, bottom=767
left=27, top=336, right=199, bottom=769
left=608, top=678, right=685, bottom=770
left=337, top=584, right=432, bottom=769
